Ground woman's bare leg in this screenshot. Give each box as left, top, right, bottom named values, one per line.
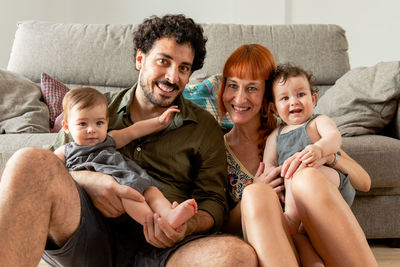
left=241, top=183, right=299, bottom=267
left=293, top=233, right=324, bottom=267
left=291, top=167, right=378, bottom=267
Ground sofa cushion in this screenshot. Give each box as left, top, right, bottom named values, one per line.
left=183, top=75, right=233, bottom=132
left=315, top=61, right=400, bottom=136
left=0, top=69, right=49, bottom=133
left=40, top=73, right=70, bottom=132
left=7, top=21, right=137, bottom=87
left=342, top=135, right=400, bottom=188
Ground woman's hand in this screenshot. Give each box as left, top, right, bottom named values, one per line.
left=254, top=162, right=285, bottom=201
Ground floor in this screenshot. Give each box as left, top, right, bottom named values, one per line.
left=37, top=240, right=400, bottom=266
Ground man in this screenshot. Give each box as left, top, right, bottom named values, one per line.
left=0, top=14, right=257, bottom=266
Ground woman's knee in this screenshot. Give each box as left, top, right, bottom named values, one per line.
left=291, top=167, right=333, bottom=203
left=242, top=183, right=277, bottom=203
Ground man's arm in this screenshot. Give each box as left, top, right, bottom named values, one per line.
left=70, top=170, right=145, bottom=217
left=109, top=106, right=179, bottom=149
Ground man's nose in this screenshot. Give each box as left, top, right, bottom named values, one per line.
left=165, top=66, right=179, bottom=84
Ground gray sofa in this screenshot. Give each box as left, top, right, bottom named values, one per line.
left=1, top=20, right=399, bottom=242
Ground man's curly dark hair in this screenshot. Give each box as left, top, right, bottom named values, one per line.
left=133, top=14, right=207, bottom=72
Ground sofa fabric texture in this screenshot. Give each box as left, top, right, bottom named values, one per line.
left=0, top=69, right=49, bottom=133
left=2, top=20, right=400, bottom=239
left=315, top=61, right=400, bottom=137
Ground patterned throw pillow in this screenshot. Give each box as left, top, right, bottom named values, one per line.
left=183, top=74, right=233, bottom=132
left=40, top=73, right=70, bottom=132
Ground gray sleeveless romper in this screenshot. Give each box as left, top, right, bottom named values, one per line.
left=276, top=114, right=355, bottom=206
left=65, top=135, right=159, bottom=193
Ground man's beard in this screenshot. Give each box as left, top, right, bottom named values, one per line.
left=140, top=79, right=180, bottom=108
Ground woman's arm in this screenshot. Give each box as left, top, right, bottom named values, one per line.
left=327, top=149, right=371, bottom=192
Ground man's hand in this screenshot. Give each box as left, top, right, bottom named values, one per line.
left=70, top=170, right=144, bottom=217
left=143, top=208, right=186, bottom=248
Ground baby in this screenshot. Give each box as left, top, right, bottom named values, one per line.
left=263, top=63, right=355, bottom=235
left=54, top=86, right=197, bottom=230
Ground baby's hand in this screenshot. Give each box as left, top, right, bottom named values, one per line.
left=298, top=144, right=322, bottom=166
left=159, top=106, right=180, bottom=126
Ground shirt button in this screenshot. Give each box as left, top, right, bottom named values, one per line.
left=136, top=147, right=142, bottom=152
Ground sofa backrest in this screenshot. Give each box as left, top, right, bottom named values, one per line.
left=7, top=21, right=350, bottom=88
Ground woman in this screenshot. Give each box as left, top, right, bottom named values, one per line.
left=218, top=44, right=377, bottom=266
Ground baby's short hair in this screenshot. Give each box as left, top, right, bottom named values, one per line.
left=62, top=87, right=108, bottom=121
left=269, top=63, right=318, bottom=96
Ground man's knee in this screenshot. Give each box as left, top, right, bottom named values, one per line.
left=1, top=147, right=67, bottom=190
left=167, top=235, right=257, bottom=266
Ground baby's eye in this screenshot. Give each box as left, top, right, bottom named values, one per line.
left=96, top=121, right=105, bottom=126
left=298, top=92, right=306, bottom=97
left=79, top=122, right=87, bottom=126
left=281, top=96, right=289, bottom=101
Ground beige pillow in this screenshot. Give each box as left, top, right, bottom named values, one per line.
left=315, top=61, right=400, bottom=136
left=0, top=69, right=49, bottom=133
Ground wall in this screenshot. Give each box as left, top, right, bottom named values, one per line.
left=0, top=0, right=399, bottom=69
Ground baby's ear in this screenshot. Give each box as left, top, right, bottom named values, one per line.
left=62, top=120, right=70, bottom=134
left=312, top=93, right=318, bottom=106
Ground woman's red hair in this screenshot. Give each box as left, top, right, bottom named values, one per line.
left=217, top=44, right=277, bottom=160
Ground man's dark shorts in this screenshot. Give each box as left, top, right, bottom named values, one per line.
left=42, top=183, right=211, bottom=267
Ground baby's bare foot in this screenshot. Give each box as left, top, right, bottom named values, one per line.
left=167, top=199, right=197, bottom=229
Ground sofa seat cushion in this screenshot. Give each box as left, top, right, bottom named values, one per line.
left=0, top=133, right=57, bottom=171
left=342, top=135, right=400, bottom=188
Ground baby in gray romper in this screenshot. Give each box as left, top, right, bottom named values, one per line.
left=263, top=64, right=355, bottom=235
left=54, top=87, right=197, bottom=230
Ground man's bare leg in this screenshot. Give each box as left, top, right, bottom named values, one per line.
left=166, top=234, right=257, bottom=267
left=291, top=167, right=378, bottom=267
left=0, top=148, right=81, bottom=266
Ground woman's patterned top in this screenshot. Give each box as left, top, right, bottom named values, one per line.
left=224, top=135, right=254, bottom=206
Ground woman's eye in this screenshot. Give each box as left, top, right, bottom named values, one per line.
left=227, top=84, right=237, bottom=89
left=281, top=96, right=289, bottom=101
left=248, top=87, right=257, bottom=92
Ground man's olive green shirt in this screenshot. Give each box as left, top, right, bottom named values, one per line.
left=51, top=85, right=228, bottom=230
